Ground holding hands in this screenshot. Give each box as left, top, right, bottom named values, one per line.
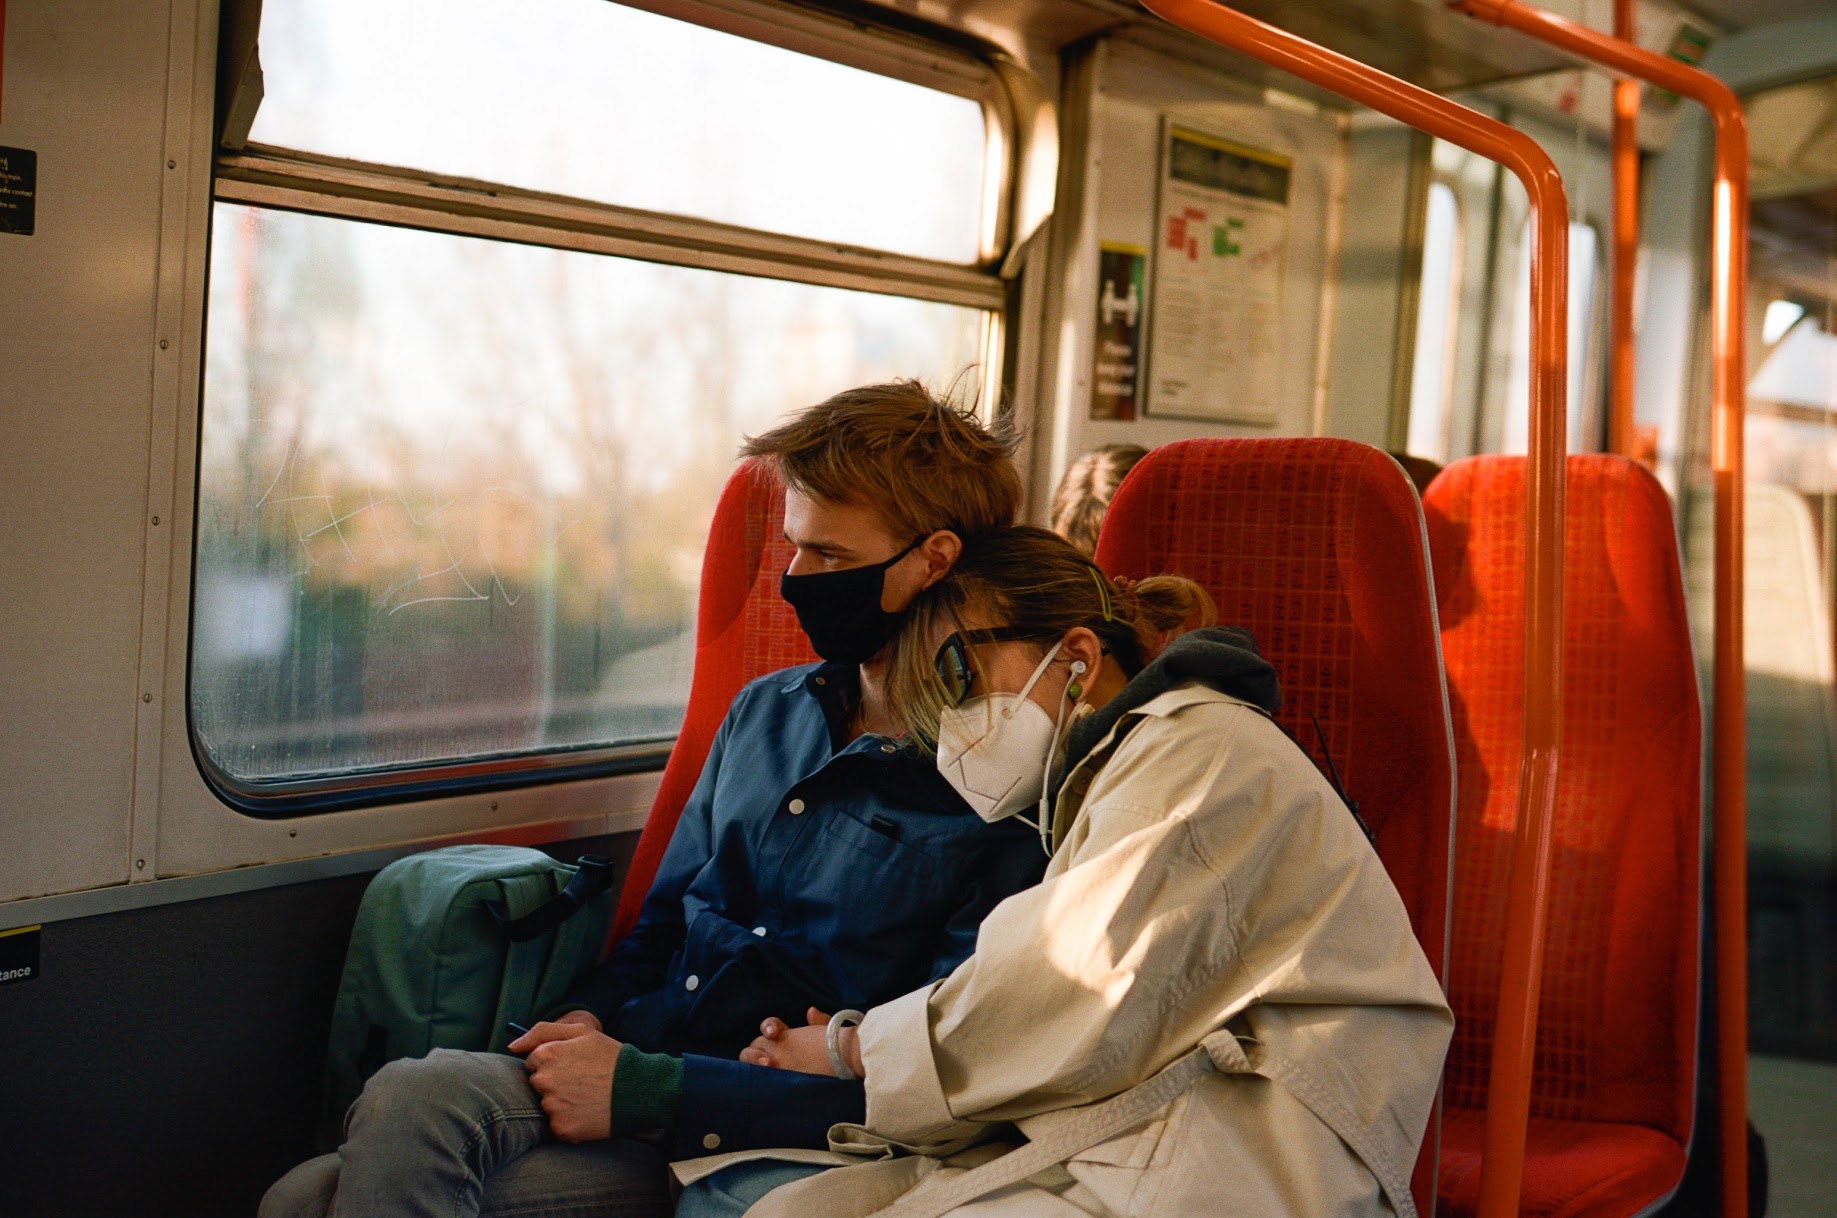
left=741, top=1006, right=863, bottom=1079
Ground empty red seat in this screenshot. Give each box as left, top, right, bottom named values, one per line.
left=1095, top=436, right=1457, bottom=1215
left=611, top=460, right=813, bottom=939
left=1424, top=455, right=1700, bottom=1218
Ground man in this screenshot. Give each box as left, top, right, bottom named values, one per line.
left=261, top=380, right=1043, bottom=1218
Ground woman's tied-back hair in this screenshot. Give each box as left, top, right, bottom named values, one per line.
left=889, top=525, right=1216, bottom=748
left=1049, top=443, right=1148, bottom=556
left=740, top=379, right=1022, bottom=541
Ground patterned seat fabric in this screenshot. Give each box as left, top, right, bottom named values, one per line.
left=611, top=460, right=813, bottom=939
left=1425, top=455, right=1701, bottom=1218
left=1095, top=436, right=1456, bottom=1216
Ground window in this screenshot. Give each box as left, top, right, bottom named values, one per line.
left=1406, top=181, right=1462, bottom=463
left=247, top=0, right=992, bottom=263
left=1501, top=220, right=1603, bottom=455
left=195, top=0, right=1003, bottom=803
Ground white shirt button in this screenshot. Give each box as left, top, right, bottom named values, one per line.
left=752, top=926, right=768, bottom=937
left=703, top=1133, right=721, bottom=1150
left=685, top=975, right=700, bottom=991
left=880, top=743, right=896, bottom=754
left=814, top=676, right=826, bottom=686
left=788, top=798, right=806, bottom=815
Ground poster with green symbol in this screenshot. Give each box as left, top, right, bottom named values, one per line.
left=1145, top=122, right=1291, bottom=425
left=1092, top=242, right=1145, bottom=420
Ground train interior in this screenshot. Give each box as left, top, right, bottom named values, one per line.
left=2, top=0, right=1835, bottom=1214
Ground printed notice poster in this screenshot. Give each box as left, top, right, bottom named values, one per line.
left=1145, top=123, right=1292, bottom=425
left=0, top=146, right=36, bottom=237
left=1091, top=243, right=1145, bottom=419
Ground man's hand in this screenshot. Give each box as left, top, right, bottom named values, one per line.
left=552, top=1009, right=603, bottom=1032
left=740, top=1007, right=854, bottom=1077
left=509, top=1020, right=620, bottom=1142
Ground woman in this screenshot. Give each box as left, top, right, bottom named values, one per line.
left=1048, top=443, right=1147, bottom=555
left=723, top=525, right=1451, bottom=1218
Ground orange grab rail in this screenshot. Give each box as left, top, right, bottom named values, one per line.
left=1611, top=0, right=1639, bottom=459
left=1450, top=3, right=1750, bottom=1213
left=1133, top=5, right=1570, bottom=1217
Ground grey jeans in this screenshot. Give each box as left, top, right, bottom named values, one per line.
left=260, top=1049, right=672, bottom=1218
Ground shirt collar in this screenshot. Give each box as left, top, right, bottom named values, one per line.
left=784, top=662, right=859, bottom=751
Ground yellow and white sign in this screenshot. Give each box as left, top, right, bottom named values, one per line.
left=1146, top=124, right=1292, bottom=425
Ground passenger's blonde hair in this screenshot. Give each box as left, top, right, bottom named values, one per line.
left=889, top=526, right=1216, bottom=747
left=1049, top=444, right=1148, bottom=556
left=740, top=379, right=1021, bottom=541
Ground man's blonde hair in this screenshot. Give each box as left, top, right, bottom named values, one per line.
left=740, top=380, right=1021, bottom=541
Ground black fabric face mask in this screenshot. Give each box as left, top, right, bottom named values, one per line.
left=780, top=535, right=925, bottom=665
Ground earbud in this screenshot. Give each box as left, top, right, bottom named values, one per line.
left=1066, top=660, right=1087, bottom=703
left=1069, top=660, right=1087, bottom=676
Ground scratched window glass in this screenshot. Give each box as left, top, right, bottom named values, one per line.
left=193, top=203, right=984, bottom=786
left=247, top=0, right=990, bottom=263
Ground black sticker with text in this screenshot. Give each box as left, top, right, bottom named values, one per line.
left=0, top=925, right=41, bottom=985
left=0, top=146, right=38, bottom=236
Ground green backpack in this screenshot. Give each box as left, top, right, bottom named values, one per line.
left=318, top=845, right=617, bottom=1148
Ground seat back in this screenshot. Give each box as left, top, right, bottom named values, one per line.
left=1424, top=455, right=1699, bottom=1146
left=611, top=460, right=813, bottom=939
left=1096, top=438, right=1457, bottom=1216
left=1096, top=437, right=1458, bottom=978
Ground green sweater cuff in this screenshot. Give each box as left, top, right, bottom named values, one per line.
left=609, top=1042, right=683, bottom=1138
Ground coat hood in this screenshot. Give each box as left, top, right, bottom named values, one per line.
left=1062, top=626, right=1280, bottom=776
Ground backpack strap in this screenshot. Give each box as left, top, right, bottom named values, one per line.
left=484, top=855, right=616, bottom=943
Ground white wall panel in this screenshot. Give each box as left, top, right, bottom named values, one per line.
left=0, top=1, right=172, bottom=901
left=1032, top=36, right=1347, bottom=509
left=1323, top=120, right=1421, bottom=452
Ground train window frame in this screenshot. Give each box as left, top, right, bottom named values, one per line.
left=215, top=0, right=1018, bottom=277
left=192, top=0, right=1019, bottom=816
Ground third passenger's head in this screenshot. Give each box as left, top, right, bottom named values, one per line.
left=1048, top=443, right=1147, bottom=557
left=741, top=379, right=1020, bottom=667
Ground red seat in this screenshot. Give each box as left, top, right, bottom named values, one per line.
left=1435, top=1109, right=1689, bottom=1218
left=611, top=460, right=813, bottom=940
left=1424, top=455, right=1700, bottom=1218
left=1095, top=437, right=1457, bottom=1216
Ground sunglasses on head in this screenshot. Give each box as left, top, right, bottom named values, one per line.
left=933, top=627, right=1056, bottom=707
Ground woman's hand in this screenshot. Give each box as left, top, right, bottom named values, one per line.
left=740, top=1007, right=841, bottom=1075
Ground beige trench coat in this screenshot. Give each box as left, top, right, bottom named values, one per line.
left=687, top=684, right=1453, bottom=1218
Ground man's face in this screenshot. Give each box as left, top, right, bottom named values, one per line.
left=782, top=488, right=931, bottom=612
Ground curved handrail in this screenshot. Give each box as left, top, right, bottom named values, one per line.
left=1445, top=10, right=1748, bottom=1211
left=1133, top=5, right=1571, bottom=1217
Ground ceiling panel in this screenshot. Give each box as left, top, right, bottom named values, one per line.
left=1682, top=0, right=1836, bottom=32
left=854, top=0, right=1573, bottom=96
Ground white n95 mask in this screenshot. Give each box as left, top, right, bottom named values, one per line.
left=935, top=641, right=1069, bottom=826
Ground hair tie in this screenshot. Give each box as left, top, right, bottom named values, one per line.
left=1090, top=568, right=1114, bottom=622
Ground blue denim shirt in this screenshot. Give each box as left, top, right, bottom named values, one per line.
left=562, top=662, right=1045, bottom=1156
